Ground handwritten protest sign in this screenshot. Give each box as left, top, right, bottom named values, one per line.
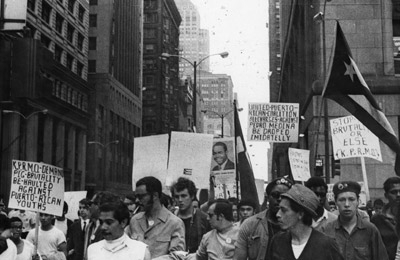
left=166, top=132, right=214, bottom=189
left=65, top=191, right=87, bottom=221
left=212, top=171, right=237, bottom=199
left=8, top=160, right=64, bottom=216
left=330, top=115, right=382, bottom=161
left=248, top=103, right=299, bottom=142
left=132, top=134, right=169, bottom=189
left=288, top=148, right=311, bottom=181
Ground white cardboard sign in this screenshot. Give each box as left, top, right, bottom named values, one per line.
left=288, top=148, right=311, bottom=181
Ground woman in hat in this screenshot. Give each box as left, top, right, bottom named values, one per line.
left=268, top=184, right=344, bottom=260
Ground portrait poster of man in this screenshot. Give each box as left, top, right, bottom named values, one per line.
left=211, top=138, right=236, bottom=172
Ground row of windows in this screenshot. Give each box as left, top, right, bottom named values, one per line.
left=30, top=0, right=86, bottom=25
left=52, top=79, right=89, bottom=112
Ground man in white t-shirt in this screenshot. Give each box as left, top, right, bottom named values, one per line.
left=26, top=213, right=66, bottom=259
left=87, top=201, right=150, bottom=260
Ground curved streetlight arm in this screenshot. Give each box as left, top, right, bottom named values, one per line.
left=88, top=140, right=119, bottom=148
left=160, top=53, right=195, bottom=67
left=198, top=51, right=229, bottom=66
left=2, top=109, right=48, bottom=119
left=202, top=107, right=242, bottom=118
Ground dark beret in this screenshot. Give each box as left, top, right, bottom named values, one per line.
left=266, top=177, right=293, bottom=195
left=333, top=181, right=361, bottom=197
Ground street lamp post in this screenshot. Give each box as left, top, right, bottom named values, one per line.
left=87, top=140, right=119, bottom=191
left=201, top=108, right=242, bottom=137
left=161, top=52, right=229, bottom=131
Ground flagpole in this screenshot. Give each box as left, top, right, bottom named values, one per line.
left=360, top=157, right=370, bottom=202
left=233, top=100, right=240, bottom=200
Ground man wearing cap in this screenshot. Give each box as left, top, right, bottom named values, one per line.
left=305, top=176, right=337, bottom=231
left=268, top=184, right=343, bottom=260
left=371, top=176, right=400, bottom=260
left=233, top=177, right=293, bottom=260
left=322, top=181, right=388, bottom=260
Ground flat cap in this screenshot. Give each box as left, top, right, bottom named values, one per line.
left=281, top=184, right=319, bottom=217
left=333, top=181, right=361, bottom=197
left=266, top=177, right=293, bottom=195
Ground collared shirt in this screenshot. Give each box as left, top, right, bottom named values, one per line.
left=87, top=233, right=147, bottom=260
left=127, top=206, right=185, bottom=259
left=312, top=208, right=338, bottom=232
left=323, top=213, right=389, bottom=260
left=196, top=225, right=239, bottom=260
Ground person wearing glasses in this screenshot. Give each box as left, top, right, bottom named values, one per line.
left=9, top=217, right=35, bottom=260
left=126, top=176, right=185, bottom=259
left=233, top=176, right=293, bottom=260
left=305, top=176, right=337, bottom=231
left=372, top=176, right=400, bottom=260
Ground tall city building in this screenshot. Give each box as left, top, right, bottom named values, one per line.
left=174, top=0, right=210, bottom=76
left=142, top=0, right=181, bottom=135
left=200, top=71, right=234, bottom=137
left=86, top=0, right=143, bottom=195
left=269, top=0, right=400, bottom=199
left=0, top=0, right=91, bottom=198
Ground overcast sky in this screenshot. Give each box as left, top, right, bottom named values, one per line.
left=191, top=0, right=270, bottom=181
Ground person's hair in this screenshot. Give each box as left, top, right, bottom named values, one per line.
left=328, top=201, right=336, bottom=206
left=227, top=197, right=238, bottom=205
left=213, top=142, right=227, bottom=152
left=136, top=176, right=162, bottom=198
left=287, top=198, right=313, bottom=226
left=374, top=198, right=384, bottom=207
left=125, top=193, right=136, bottom=202
left=0, top=214, right=10, bottom=231
left=171, top=177, right=197, bottom=198
left=238, top=199, right=257, bottom=211
left=92, top=191, right=121, bottom=206
left=63, top=201, right=69, bottom=213
left=160, top=193, right=173, bottom=208
left=99, top=201, right=129, bottom=224
left=210, top=199, right=233, bottom=222
left=9, top=217, right=22, bottom=225
left=305, top=176, right=327, bottom=191
left=383, top=177, right=400, bottom=193
left=79, top=198, right=92, bottom=207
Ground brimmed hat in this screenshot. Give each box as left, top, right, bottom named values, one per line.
left=333, top=181, right=361, bottom=197
left=266, top=177, right=293, bottom=195
left=281, top=184, right=319, bottom=217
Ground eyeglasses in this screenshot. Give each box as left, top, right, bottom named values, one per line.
left=270, top=191, right=283, bottom=200
left=136, top=193, right=149, bottom=200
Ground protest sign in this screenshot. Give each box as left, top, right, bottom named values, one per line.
left=248, top=103, right=299, bottom=142
left=8, top=160, right=64, bottom=216
left=64, top=191, right=87, bottom=221
left=288, top=148, right=311, bottom=181
left=212, top=171, right=237, bottom=199
left=166, top=132, right=214, bottom=189
left=132, top=134, right=169, bottom=189
left=330, top=115, right=382, bottom=161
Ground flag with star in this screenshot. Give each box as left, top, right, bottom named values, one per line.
left=322, top=21, right=400, bottom=175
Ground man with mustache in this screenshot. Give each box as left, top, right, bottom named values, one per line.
left=233, top=176, right=293, bottom=260
left=87, top=201, right=150, bottom=260
left=126, top=176, right=185, bottom=259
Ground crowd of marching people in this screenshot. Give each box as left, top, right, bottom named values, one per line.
left=1, top=175, right=400, bottom=260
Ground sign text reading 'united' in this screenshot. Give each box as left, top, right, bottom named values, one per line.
left=247, top=103, right=299, bottom=142
left=8, top=160, right=64, bottom=216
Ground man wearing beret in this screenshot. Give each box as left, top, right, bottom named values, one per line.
left=233, top=177, right=293, bottom=260
left=322, top=181, right=388, bottom=260
left=371, top=176, right=400, bottom=260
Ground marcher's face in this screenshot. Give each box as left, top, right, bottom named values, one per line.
left=99, top=211, right=126, bottom=241
left=239, top=205, right=255, bottom=221
left=276, top=198, right=301, bottom=230
left=173, top=188, right=193, bottom=212
left=207, top=204, right=219, bottom=230
left=336, top=192, right=358, bottom=220
left=135, top=185, right=153, bottom=213
left=385, top=183, right=400, bottom=205
left=374, top=205, right=383, bottom=214
left=329, top=204, right=337, bottom=212
left=192, top=201, right=199, bottom=210
left=232, top=204, right=238, bottom=222
left=79, top=203, right=90, bottom=220
left=268, top=184, right=290, bottom=214
left=10, top=221, right=23, bottom=240
left=40, top=213, right=53, bottom=227
left=213, top=145, right=228, bottom=165
left=124, top=198, right=136, bottom=218
left=310, top=186, right=327, bottom=207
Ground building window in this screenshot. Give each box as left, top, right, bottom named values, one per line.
left=89, top=0, right=97, bottom=5
left=76, top=62, right=84, bottom=77
left=144, top=44, right=155, bottom=53
left=144, top=13, right=158, bottom=23
left=27, top=0, right=36, bottom=11
left=55, top=13, right=64, bottom=34
left=393, top=1, right=400, bottom=75
left=68, top=0, right=76, bottom=14
left=88, top=60, right=96, bottom=73
left=89, top=14, right=97, bottom=27
left=67, top=24, right=74, bottom=43
left=143, top=59, right=157, bottom=70
left=89, top=37, right=97, bottom=50
left=54, top=45, right=63, bottom=62
left=144, top=28, right=156, bottom=38
left=78, top=5, right=85, bottom=23
left=40, top=34, right=51, bottom=48
left=144, top=0, right=157, bottom=9
left=66, top=54, right=74, bottom=70
left=41, top=1, right=52, bottom=24
left=77, top=33, right=84, bottom=51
